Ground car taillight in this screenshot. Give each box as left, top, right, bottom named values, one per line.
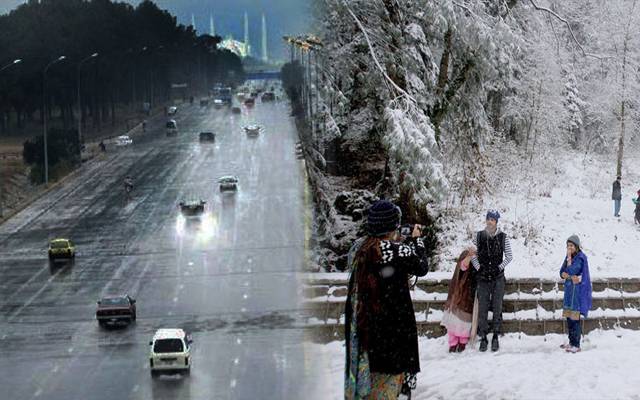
left=150, top=359, right=154, bottom=367
left=185, top=356, right=189, bottom=366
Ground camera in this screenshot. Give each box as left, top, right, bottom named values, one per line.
left=399, top=223, right=425, bottom=239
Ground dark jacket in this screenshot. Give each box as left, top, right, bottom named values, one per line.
left=345, top=237, right=429, bottom=375
left=476, top=230, right=506, bottom=281
left=612, top=180, right=622, bottom=200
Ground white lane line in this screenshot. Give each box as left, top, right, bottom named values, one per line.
left=230, top=379, right=237, bottom=388
left=234, top=358, right=239, bottom=365
left=243, top=294, right=248, bottom=299
left=6, top=266, right=64, bottom=322
left=34, top=389, right=42, bottom=397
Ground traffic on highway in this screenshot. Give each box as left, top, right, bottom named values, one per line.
left=0, top=81, right=325, bottom=399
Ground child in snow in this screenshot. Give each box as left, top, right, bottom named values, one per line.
left=441, top=246, right=477, bottom=353
left=633, top=190, right=640, bottom=224
left=559, top=235, right=592, bottom=353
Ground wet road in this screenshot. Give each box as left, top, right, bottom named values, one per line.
left=0, top=94, right=324, bottom=399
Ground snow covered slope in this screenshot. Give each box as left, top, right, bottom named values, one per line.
left=439, top=150, right=640, bottom=279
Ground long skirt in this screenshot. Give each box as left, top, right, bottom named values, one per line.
left=367, top=373, right=404, bottom=400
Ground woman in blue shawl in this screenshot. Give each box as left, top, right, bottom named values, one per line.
left=559, top=234, right=592, bottom=353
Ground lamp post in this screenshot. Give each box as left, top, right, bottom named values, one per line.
left=0, top=58, right=22, bottom=217
left=0, top=59, right=22, bottom=73
left=43, top=55, right=66, bottom=186
left=77, top=52, right=98, bottom=159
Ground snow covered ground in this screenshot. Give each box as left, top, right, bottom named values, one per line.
left=307, top=329, right=640, bottom=400
left=438, top=150, right=640, bottom=279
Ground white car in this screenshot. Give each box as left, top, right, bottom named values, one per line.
left=149, top=329, right=192, bottom=377
left=115, top=135, right=133, bottom=146
left=167, top=106, right=178, bottom=115
left=166, top=119, right=178, bottom=136
left=244, top=124, right=261, bottom=136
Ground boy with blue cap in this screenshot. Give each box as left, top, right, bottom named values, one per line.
left=471, top=209, right=513, bottom=352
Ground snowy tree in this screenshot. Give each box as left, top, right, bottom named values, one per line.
left=562, top=69, right=585, bottom=148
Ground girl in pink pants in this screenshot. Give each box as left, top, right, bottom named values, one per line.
left=441, top=247, right=476, bottom=352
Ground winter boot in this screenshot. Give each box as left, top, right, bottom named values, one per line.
left=565, top=346, right=581, bottom=353
left=457, top=343, right=466, bottom=353
left=491, top=335, right=500, bottom=352
left=449, top=345, right=457, bottom=353
left=479, top=337, right=488, bottom=352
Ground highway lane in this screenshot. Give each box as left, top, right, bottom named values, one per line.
left=0, top=93, right=326, bottom=399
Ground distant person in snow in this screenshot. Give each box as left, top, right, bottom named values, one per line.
left=559, top=235, right=592, bottom=353
left=344, top=200, right=429, bottom=400
left=633, top=190, right=640, bottom=225
left=471, top=209, right=513, bottom=352
left=441, top=246, right=477, bottom=353
left=612, top=176, right=622, bottom=217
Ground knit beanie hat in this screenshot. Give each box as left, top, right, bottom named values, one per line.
left=567, top=234, right=581, bottom=249
left=486, top=209, right=501, bottom=222
left=367, top=200, right=401, bottom=237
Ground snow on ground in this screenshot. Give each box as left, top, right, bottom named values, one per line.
left=308, top=329, right=640, bottom=400
left=439, top=150, right=640, bottom=279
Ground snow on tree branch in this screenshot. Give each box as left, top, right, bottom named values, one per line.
left=342, top=0, right=417, bottom=103
left=528, top=0, right=613, bottom=60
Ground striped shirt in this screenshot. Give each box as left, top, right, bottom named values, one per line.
left=470, top=229, right=513, bottom=271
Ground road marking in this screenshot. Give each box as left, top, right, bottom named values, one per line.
left=234, top=358, right=239, bottom=365
left=236, top=338, right=242, bottom=344
left=34, top=389, right=42, bottom=397
left=243, top=294, right=248, bottom=299
left=6, top=266, right=64, bottom=322
left=173, top=297, right=178, bottom=303
left=230, top=379, right=237, bottom=388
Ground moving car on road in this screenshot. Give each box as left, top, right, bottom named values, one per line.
left=166, top=119, right=178, bottom=136
left=231, top=106, right=242, bottom=114
left=167, top=106, right=178, bottom=115
left=115, top=135, right=133, bottom=146
left=244, top=124, right=261, bottom=137
left=261, top=92, right=275, bottom=102
left=244, top=97, right=255, bottom=107
left=96, top=295, right=136, bottom=327
left=179, top=200, right=206, bottom=218
left=199, top=98, right=209, bottom=107
left=199, top=131, right=216, bottom=142
left=48, top=238, right=75, bottom=265
left=149, top=329, right=192, bottom=377
left=219, top=176, right=238, bottom=193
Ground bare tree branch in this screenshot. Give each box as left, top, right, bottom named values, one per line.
left=528, top=0, right=613, bottom=60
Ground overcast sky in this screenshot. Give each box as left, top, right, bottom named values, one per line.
left=0, top=0, right=314, bottom=60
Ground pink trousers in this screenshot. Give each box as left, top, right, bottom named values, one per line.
left=448, top=332, right=470, bottom=347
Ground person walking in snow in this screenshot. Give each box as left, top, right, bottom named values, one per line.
left=471, top=209, right=513, bottom=352
left=633, top=190, right=640, bottom=225
left=559, top=235, right=593, bottom=353
left=344, top=200, right=429, bottom=400
left=441, top=246, right=477, bottom=353
left=612, top=176, right=622, bottom=217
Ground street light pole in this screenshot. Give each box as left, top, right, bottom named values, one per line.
left=0, top=59, right=22, bottom=73
left=77, top=53, right=98, bottom=160
left=0, top=58, right=22, bottom=217
left=43, top=55, right=66, bottom=186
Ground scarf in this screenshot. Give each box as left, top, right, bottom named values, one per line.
left=345, top=238, right=372, bottom=400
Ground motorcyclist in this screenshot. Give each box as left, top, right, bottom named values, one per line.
left=124, top=176, right=134, bottom=198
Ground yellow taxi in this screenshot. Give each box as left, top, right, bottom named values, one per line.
left=48, top=238, right=76, bottom=263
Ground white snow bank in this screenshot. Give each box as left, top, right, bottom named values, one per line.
left=439, top=151, right=640, bottom=280
left=307, top=328, right=640, bottom=399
